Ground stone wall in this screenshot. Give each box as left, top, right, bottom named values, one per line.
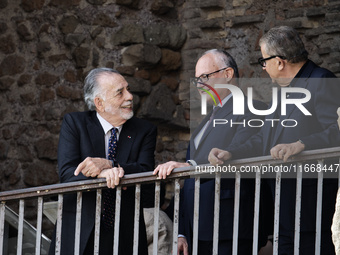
left=0, top=0, right=339, bottom=222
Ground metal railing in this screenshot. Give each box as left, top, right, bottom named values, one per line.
left=1, top=147, right=340, bottom=255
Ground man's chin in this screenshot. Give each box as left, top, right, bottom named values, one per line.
left=121, top=110, right=134, bottom=120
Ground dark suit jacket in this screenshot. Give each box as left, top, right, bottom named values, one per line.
left=228, top=60, right=340, bottom=253
left=179, top=97, right=268, bottom=252
left=49, top=111, right=157, bottom=255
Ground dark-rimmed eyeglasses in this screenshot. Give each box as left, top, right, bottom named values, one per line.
left=258, top=55, right=286, bottom=67
left=191, top=67, right=229, bottom=86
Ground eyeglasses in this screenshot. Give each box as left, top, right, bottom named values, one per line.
left=191, top=67, right=229, bottom=86
left=258, top=55, right=286, bottom=67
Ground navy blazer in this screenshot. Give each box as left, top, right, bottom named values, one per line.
left=50, top=111, right=156, bottom=255
left=179, top=97, right=268, bottom=250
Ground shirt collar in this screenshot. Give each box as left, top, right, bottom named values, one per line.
left=96, top=112, right=122, bottom=135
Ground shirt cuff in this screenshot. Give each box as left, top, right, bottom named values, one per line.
left=186, top=159, right=197, bottom=166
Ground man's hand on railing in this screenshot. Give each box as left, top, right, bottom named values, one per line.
left=208, top=148, right=232, bottom=165
left=177, top=237, right=189, bottom=255
left=270, top=141, right=305, bottom=162
left=97, top=166, right=124, bottom=189
left=153, top=161, right=190, bottom=179
left=74, top=157, right=113, bottom=177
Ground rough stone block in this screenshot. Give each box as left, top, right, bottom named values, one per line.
left=0, top=0, right=7, bottom=9
left=285, top=9, right=304, bottom=19
left=93, top=13, right=118, bottom=28
left=125, top=76, right=152, bottom=95
left=18, top=74, right=32, bottom=86
left=64, top=34, right=86, bottom=47
left=21, top=0, right=45, bottom=12
left=0, top=35, right=15, bottom=54
left=167, top=25, right=187, bottom=49
left=0, top=77, right=14, bottom=90
left=115, top=0, right=140, bottom=9
left=198, top=0, right=225, bottom=9
left=161, top=49, right=182, bottom=71
left=48, top=0, right=81, bottom=8
left=198, top=18, right=224, bottom=29
left=58, top=16, right=79, bottom=34
left=35, top=72, right=59, bottom=86
left=182, top=8, right=201, bottom=20
left=40, top=88, right=55, bottom=103
left=17, top=23, right=34, bottom=41
left=232, top=14, right=264, bottom=26
left=72, top=47, right=90, bottom=68
left=0, top=55, right=26, bottom=77
left=151, top=0, right=175, bottom=15
left=306, top=7, right=326, bottom=17
left=121, top=44, right=161, bottom=67
left=138, top=83, right=176, bottom=122
left=144, top=23, right=170, bottom=47
left=112, top=24, right=144, bottom=45
left=86, top=0, right=107, bottom=4
left=0, top=22, right=7, bottom=34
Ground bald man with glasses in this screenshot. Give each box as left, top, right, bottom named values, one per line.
left=154, top=49, right=267, bottom=255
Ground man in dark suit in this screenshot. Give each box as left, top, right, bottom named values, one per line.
left=49, top=68, right=156, bottom=254
left=209, top=26, right=340, bottom=254
left=153, top=49, right=267, bottom=254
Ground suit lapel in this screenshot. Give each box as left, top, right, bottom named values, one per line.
left=87, top=113, right=106, bottom=157
left=116, top=120, right=136, bottom=164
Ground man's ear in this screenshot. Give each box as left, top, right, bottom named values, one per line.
left=277, top=57, right=285, bottom=71
left=224, top=67, right=234, bottom=79
left=94, top=97, right=104, bottom=112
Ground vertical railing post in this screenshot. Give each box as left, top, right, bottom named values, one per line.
left=273, top=171, right=281, bottom=255
left=74, top=192, right=82, bottom=255
left=153, top=182, right=161, bottom=255
left=232, top=172, right=241, bottom=255
left=35, top=197, right=43, bottom=255
left=16, top=199, right=24, bottom=255
left=172, top=179, right=180, bottom=255
left=315, top=160, right=324, bottom=255
left=0, top=202, right=5, bottom=255
left=113, top=186, right=122, bottom=255
left=55, top=194, right=63, bottom=255
left=133, top=184, right=141, bottom=255
left=212, top=172, right=221, bottom=255
left=192, top=177, right=201, bottom=255
left=294, top=164, right=302, bottom=254
left=94, top=189, right=102, bottom=255
left=252, top=171, right=261, bottom=255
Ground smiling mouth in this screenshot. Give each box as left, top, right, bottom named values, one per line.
left=121, top=105, right=132, bottom=110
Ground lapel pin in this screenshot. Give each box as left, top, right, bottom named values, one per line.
left=127, top=136, right=131, bottom=139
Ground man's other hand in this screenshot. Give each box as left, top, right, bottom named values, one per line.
left=177, top=237, right=189, bottom=255
left=74, top=157, right=112, bottom=177
left=153, top=161, right=189, bottom=179
left=208, top=148, right=232, bottom=165
left=270, top=141, right=305, bottom=162
left=98, top=166, right=124, bottom=189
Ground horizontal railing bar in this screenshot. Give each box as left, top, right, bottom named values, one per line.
left=1, top=147, right=340, bottom=201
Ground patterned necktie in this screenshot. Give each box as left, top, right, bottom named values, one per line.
left=102, top=128, right=118, bottom=229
